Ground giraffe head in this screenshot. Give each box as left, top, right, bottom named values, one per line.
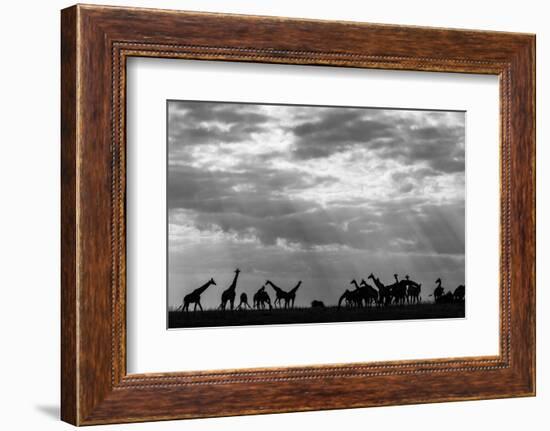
left=235, top=268, right=241, bottom=274
left=436, top=278, right=441, bottom=284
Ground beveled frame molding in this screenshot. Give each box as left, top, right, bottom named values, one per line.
left=61, top=4, right=535, bottom=425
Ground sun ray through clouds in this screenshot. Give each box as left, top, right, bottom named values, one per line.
left=167, top=100, right=465, bottom=311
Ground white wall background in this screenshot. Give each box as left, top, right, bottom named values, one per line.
left=0, top=0, right=546, bottom=429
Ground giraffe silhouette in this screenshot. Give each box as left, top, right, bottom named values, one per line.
left=286, top=281, right=301, bottom=308
left=266, top=280, right=301, bottom=308
left=338, top=289, right=352, bottom=308
left=360, top=279, right=379, bottom=306
left=235, top=292, right=251, bottom=310
left=181, top=278, right=216, bottom=312
left=338, top=288, right=361, bottom=308
left=350, top=280, right=366, bottom=307
left=219, top=269, right=241, bottom=310
left=404, top=275, right=422, bottom=304
left=348, top=279, right=377, bottom=307
left=266, top=281, right=285, bottom=308
left=368, top=273, right=391, bottom=306
left=253, top=285, right=272, bottom=310
left=433, top=278, right=444, bottom=302
left=390, top=274, right=407, bottom=305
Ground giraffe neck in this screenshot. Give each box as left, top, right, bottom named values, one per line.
left=290, top=282, right=301, bottom=294
left=267, top=281, right=280, bottom=291
left=196, top=280, right=212, bottom=295
left=228, top=272, right=240, bottom=291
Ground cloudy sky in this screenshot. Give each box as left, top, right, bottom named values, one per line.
left=167, top=100, right=465, bottom=309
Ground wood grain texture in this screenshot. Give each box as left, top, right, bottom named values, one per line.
left=60, top=5, right=78, bottom=425
left=60, top=4, right=535, bottom=425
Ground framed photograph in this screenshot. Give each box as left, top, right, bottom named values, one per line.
left=61, top=4, right=535, bottom=425
left=165, top=100, right=468, bottom=330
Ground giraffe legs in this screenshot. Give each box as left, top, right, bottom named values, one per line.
left=290, top=297, right=295, bottom=308
left=236, top=300, right=250, bottom=310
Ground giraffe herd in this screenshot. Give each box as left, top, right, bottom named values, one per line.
left=178, top=269, right=465, bottom=312
left=338, top=273, right=424, bottom=308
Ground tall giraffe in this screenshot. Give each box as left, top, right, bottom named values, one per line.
left=391, top=274, right=407, bottom=305
left=181, top=278, right=216, bottom=312
left=286, top=281, right=302, bottom=308
left=404, top=275, right=422, bottom=304
left=368, top=273, right=391, bottom=306
left=360, top=279, right=379, bottom=306
left=266, top=280, right=285, bottom=308
left=266, top=280, right=301, bottom=308
left=219, top=269, right=241, bottom=310
left=349, top=279, right=377, bottom=307
left=350, top=279, right=365, bottom=307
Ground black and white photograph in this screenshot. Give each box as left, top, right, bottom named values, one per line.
left=167, top=100, right=466, bottom=329
left=0, top=0, right=541, bottom=429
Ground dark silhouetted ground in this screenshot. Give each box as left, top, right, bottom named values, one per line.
left=168, top=302, right=465, bottom=329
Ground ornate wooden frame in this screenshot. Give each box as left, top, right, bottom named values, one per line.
left=61, top=4, right=535, bottom=425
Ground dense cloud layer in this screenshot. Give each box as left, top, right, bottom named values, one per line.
left=167, top=101, right=465, bottom=308
left=287, top=108, right=465, bottom=174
